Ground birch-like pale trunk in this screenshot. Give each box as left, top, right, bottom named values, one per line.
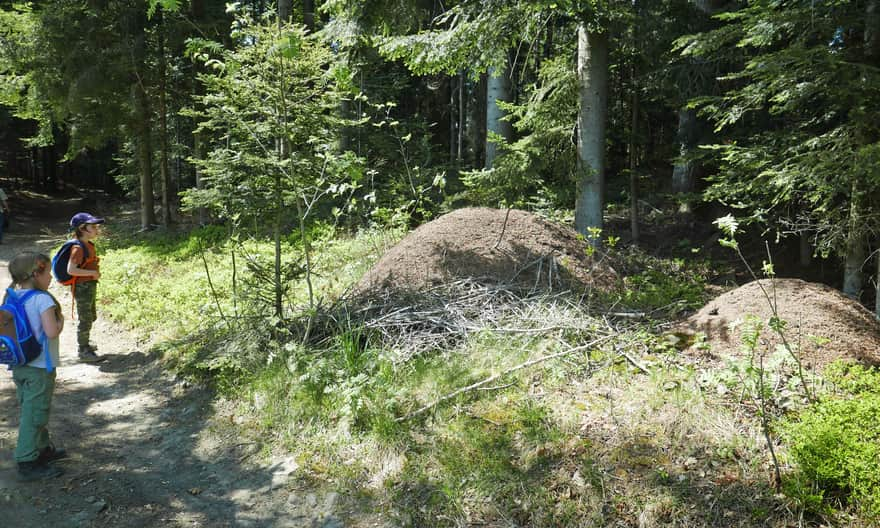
left=485, top=60, right=513, bottom=169
left=574, top=25, right=609, bottom=238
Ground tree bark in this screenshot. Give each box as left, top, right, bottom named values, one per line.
left=303, top=0, right=315, bottom=30
left=485, top=58, right=513, bottom=169
left=193, top=132, right=207, bottom=225
left=158, top=9, right=172, bottom=227
left=875, top=250, right=880, bottom=319
left=132, top=31, right=156, bottom=230
left=278, top=0, right=292, bottom=23
left=843, top=231, right=865, bottom=299
left=629, top=67, right=640, bottom=244
left=575, top=25, right=609, bottom=238
left=843, top=181, right=865, bottom=299
left=672, top=107, right=698, bottom=212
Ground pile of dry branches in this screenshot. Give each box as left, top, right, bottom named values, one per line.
left=320, top=278, right=623, bottom=363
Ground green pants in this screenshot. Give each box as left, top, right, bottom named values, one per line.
left=13, top=365, right=56, bottom=463
left=74, top=280, right=98, bottom=348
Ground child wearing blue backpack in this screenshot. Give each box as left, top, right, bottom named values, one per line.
left=52, top=212, right=104, bottom=363
left=7, top=252, right=67, bottom=481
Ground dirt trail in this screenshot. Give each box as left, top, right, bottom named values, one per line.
left=0, top=193, right=358, bottom=528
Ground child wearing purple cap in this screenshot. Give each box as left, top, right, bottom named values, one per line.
left=66, top=212, right=105, bottom=363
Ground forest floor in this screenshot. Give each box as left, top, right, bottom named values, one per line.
left=1, top=192, right=876, bottom=528
left=0, top=190, right=374, bottom=528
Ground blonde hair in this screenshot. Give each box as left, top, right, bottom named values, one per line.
left=8, top=252, right=50, bottom=287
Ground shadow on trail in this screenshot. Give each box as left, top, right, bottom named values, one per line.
left=0, top=186, right=331, bottom=527
left=0, top=346, right=309, bottom=528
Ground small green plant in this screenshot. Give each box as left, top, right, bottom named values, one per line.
left=619, top=269, right=705, bottom=314
left=782, top=364, right=880, bottom=517
left=713, top=214, right=816, bottom=490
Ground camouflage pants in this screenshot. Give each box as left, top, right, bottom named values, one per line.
left=13, top=365, right=56, bottom=462
left=74, top=280, right=98, bottom=348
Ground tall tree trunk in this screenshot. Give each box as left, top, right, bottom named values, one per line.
left=303, top=0, right=315, bottom=30
left=485, top=58, right=513, bottom=169
left=469, top=75, right=486, bottom=168
left=672, top=107, right=698, bottom=212
left=133, top=32, right=156, bottom=230
left=338, top=61, right=354, bottom=153
left=190, top=0, right=206, bottom=225
left=629, top=66, right=640, bottom=244
left=866, top=0, right=880, bottom=314
left=158, top=9, right=172, bottom=227
left=193, top=132, right=207, bottom=225
left=843, top=182, right=865, bottom=298
left=844, top=232, right=865, bottom=298
left=450, top=74, right=457, bottom=164
left=575, top=25, right=609, bottom=239
left=278, top=0, right=292, bottom=23
left=458, top=70, right=465, bottom=164
left=275, top=16, right=291, bottom=319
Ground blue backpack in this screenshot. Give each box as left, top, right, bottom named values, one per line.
left=0, top=289, right=45, bottom=369
left=52, top=240, right=87, bottom=285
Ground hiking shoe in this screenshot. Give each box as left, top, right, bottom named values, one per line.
left=17, top=460, right=64, bottom=481
left=78, top=346, right=104, bottom=363
left=38, top=445, right=69, bottom=464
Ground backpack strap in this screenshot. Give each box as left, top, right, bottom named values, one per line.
left=17, top=289, right=54, bottom=372
left=73, top=239, right=89, bottom=266
left=68, top=240, right=90, bottom=319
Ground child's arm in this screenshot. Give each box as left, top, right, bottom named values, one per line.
left=40, top=307, right=62, bottom=339
left=66, top=249, right=100, bottom=279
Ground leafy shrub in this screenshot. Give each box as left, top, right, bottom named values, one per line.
left=617, top=269, right=706, bottom=314
left=783, top=364, right=880, bottom=517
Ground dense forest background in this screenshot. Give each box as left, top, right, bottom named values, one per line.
left=3, top=0, right=879, bottom=307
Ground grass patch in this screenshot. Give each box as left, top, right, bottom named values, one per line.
left=92, top=216, right=870, bottom=527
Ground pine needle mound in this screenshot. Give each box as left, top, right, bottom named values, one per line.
left=681, top=278, right=880, bottom=371
left=354, top=207, right=616, bottom=295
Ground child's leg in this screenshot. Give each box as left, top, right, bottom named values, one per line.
left=74, top=280, right=98, bottom=348
left=12, top=366, right=56, bottom=463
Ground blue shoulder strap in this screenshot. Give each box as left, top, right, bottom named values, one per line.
left=16, top=289, right=54, bottom=373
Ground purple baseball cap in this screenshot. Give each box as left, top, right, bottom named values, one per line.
left=70, top=212, right=105, bottom=229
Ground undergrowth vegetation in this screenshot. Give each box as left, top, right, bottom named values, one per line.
left=91, top=215, right=880, bottom=527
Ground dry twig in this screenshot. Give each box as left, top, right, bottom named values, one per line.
left=396, top=334, right=617, bottom=422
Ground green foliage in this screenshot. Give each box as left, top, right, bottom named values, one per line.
left=681, top=0, right=880, bottom=256
left=460, top=55, right=578, bottom=208
left=618, top=269, right=705, bottom=313
left=97, top=229, right=235, bottom=336
left=376, top=2, right=539, bottom=76
left=280, top=327, right=404, bottom=435
left=358, top=101, right=447, bottom=228
left=0, top=4, right=54, bottom=147
left=183, top=15, right=365, bottom=235
left=606, top=247, right=710, bottom=315
left=783, top=364, right=880, bottom=517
